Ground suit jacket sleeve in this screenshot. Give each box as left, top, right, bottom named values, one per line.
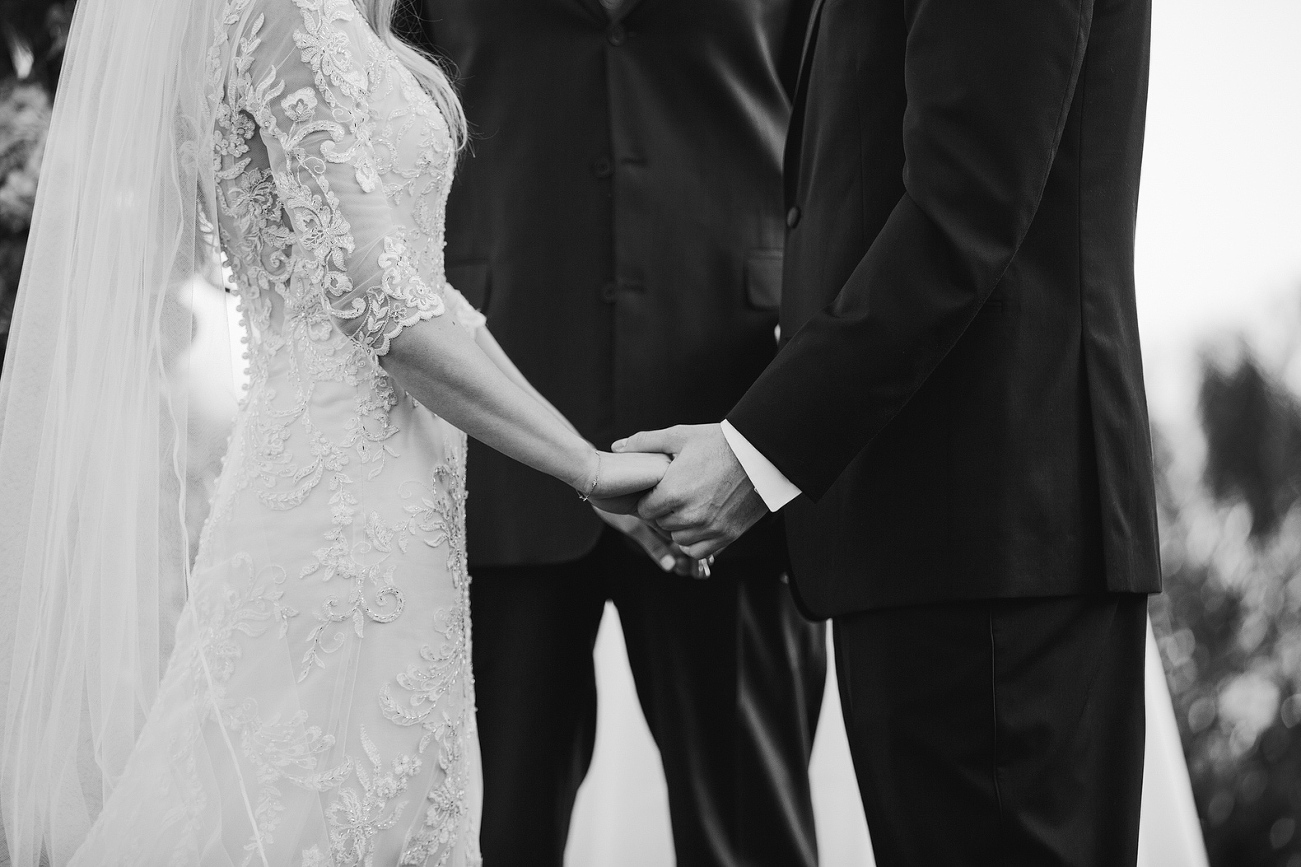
left=727, top=0, right=1095, bottom=501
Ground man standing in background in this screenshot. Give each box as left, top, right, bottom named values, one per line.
left=410, top=2, right=824, bottom=865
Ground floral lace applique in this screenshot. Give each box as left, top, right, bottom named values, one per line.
left=326, top=727, right=425, bottom=866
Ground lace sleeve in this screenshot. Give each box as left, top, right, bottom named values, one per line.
left=232, top=0, right=443, bottom=356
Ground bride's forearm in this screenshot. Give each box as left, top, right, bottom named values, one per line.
left=473, top=326, right=581, bottom=437
left=379, top=315, right=595, bottom=489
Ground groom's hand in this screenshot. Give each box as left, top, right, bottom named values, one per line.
left=613, top=423, right=767, bottom=560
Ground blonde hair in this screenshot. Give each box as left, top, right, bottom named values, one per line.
left=364, top=0, right=468, bottom=150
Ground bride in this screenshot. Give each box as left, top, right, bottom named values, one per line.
left=0, top=0, right=668, bottom=863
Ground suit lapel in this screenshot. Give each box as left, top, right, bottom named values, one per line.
left=785, top=0, right=827, bottom=205
left=793, top=0, right=828, bottom=102
left=575, top=0, right=649, bottom=23
left=607, top=0, right=649, bottom=22
left=573, top=0, right=608, bottom=23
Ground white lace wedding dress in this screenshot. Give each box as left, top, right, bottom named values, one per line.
left=69, top=0, right=483, bottom=863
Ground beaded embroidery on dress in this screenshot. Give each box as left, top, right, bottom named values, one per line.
left=68, top=0, right=483, bottom=863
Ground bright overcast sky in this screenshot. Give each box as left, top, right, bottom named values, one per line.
left=1136, top=0, right=1301, bottom=428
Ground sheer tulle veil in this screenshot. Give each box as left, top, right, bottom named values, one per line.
left=0, top=0, right=224, bottom=861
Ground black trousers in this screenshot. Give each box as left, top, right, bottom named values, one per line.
left=834, top=593, right=1148, bottom=867
left=469, top=528, right=827, bottom=867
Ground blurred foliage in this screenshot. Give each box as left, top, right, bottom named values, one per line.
left=0, top=0, right=73, bottom=88
left=0, top=0, right=72, bottom=358
left=1154, top=348, right=1301, bottom=867
left=1201, top=359, right=1301, bottom=537
left=0, top=82, right=49, bottom=346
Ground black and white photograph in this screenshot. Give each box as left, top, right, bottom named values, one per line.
left=0, top=0, right=1295, bottom=864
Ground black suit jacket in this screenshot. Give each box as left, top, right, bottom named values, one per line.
left=417, top=0, right=814, bottom=566
left=728, top=0, right=1163, bottom=616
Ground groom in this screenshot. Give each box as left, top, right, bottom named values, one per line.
left=618, top=0, right=1162, bottom=863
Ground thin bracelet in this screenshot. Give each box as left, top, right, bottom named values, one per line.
left=578, top=453, right=601, bottom=502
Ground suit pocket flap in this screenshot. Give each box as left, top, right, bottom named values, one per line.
left=444, top=261, right=491, bottom=313
left=744, top=250, right=783, bottom=310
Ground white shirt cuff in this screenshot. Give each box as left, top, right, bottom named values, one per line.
left=720, top=420, right=802, bottom=512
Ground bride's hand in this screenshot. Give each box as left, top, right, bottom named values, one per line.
left=579, top=450, right=669, bottom=503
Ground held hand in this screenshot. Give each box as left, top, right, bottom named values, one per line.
left=591, top=508, right=710, bottom=578
left=613, top=423, right=767, bottom=560
left=583, top=450, right=671, bottom=501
